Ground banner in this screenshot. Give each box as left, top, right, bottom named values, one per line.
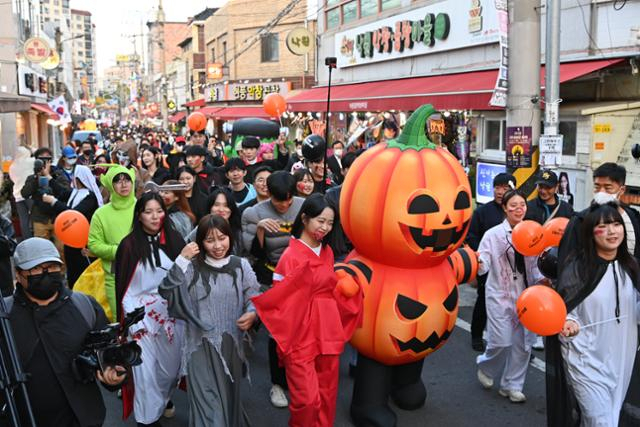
left=489, top=0, right=508, bottom=107
left=48, top=95, right=72, bottom=124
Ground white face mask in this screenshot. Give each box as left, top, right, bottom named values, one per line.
left=66, top=158, right=77, bottom=166
left=593, top=191, right=618, bottom=205
left=333, top=149, right=343, bottom=158
left=296, top=148, right=303, bottom=157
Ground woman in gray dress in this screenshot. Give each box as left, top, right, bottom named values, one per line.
left=160, top=214, right=259, bottom=427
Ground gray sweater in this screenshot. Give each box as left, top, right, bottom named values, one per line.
left=240, top=197, right=304, bottom=265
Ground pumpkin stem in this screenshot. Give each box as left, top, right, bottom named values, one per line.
left=396, top=104, right=437, bottom=149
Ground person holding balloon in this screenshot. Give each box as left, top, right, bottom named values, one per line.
left=547, top=201, right=640, bottom=427
left=475, top=189, right=546, bottom=403
left=43, top=165, right=104, bottom=287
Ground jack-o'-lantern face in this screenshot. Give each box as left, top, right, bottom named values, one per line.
left=400, top=188, right=471, bottom=254
left=346, top=256, right=459, bottom=365
left=340, top=106, right=472, bottom=268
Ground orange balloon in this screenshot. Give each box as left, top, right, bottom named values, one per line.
left=263, top=93, right=286, bottom=117
left=54, top=210, right=90, bottom=249
left=187, top=112, right=207, bottom=132
left=512, top=220, right=546, bottom=256
left=516, top=285, right=567, bottom=336
left=543, top=217, right=569, bottom=247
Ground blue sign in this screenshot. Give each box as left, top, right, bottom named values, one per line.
left=476, top=162, right=506, bottom=204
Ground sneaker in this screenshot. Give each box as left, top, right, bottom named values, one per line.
left=163, top=400, right=175, bottom=418
left=471, top=338, right=487, bottom=352
left=270, top=384, right=288, bottom=408
left=533, top=336, right=544, bottom=351
left=499, top=389, right=526, bottom=403
left=477, top=369, right=494, bottom=389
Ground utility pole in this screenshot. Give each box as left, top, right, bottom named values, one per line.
left=544, top=0, right=560, bottom=136
left=506, top=0, right=541, bottom=197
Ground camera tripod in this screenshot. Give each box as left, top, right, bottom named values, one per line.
left=0, top=296, right=36, bottom=426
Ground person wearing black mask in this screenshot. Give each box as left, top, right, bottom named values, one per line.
left=77, top=141, right=95, bottom=166
left=6, top=237, right=126, bottom=427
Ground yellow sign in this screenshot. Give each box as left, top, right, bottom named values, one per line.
left=593, top=124, right=611, bottom=133
left=286, top=28, right=314, bottom=56
left=116, top=54, right=140, bottom=63
left=41, top=49, right=60, bottom=70
left=429, top=119, right=445, bottom=135
left=23, top=37, right=51, bottom=63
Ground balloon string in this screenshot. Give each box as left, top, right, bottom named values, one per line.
left=581, top=315, right=628, bottom=329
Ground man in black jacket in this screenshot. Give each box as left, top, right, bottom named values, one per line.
left=466, top=172, right=516, bottom=352
left=525, top=169, right=573, bottom=225
left=0, top=215, right=16, bottom=296
left=5, top=237, right=126, bottom=427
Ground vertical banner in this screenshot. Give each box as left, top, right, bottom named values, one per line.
left=506, top=126, right=532, bottom=168
left=489, top=0, right=508, bottom=107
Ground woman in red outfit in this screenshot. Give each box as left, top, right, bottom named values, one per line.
left=253, top=194, right=363, bottom=427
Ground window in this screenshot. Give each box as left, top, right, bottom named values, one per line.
left=342, top=1, right=357, bottom=24
left=559, top=121, right=577, bottom=156
left=325, top=0, right=401, bottom=29
left=222, top=41, right=227, bottom=65
left=360, top=0, right=377, bottom=17
left=485, top=119, right=506, bottom=151
left=210, top=47, right=216, bottom=62
left=261, top=33, right=279, bottom=62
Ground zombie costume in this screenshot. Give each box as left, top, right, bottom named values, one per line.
left=160, top=255, right=259, bottom=427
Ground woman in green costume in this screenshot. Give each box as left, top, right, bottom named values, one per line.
left=88, top=165, right=136, bottom=318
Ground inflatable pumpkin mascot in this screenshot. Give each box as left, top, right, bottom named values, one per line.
left=337, top=104, right=476, bottom=427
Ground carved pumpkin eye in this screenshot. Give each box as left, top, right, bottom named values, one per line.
left=396, top=294, right=427, bottom=320
left=454, top=191, right=471, bottom=210
left=443, top=286, right=458, bottom=312
left=408, top=195, right=439, bottom=214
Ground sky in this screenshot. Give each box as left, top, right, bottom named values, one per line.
left=70, top=0, right=228, bottom=76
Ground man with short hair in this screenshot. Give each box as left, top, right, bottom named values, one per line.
left=240, top=165, right=272, bottom=214
left=327, top=140, right=345, bottom=185
left=466, top=172, right=517, bottom=352
left=525, top=169, right=573, bottom=225
left=77, top=141, right=94, bottom=166
left=7, top=237, right=126, bottom=427
left=185, top=145, right=225, bottom=192
left=241, top=171, right=304, bottom=408
left=225, top=157, right=256, bottom=208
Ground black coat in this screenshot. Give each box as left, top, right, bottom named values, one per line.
left=8, top=286, right=110, bottom=427
left=524, top=195, right=573, bottom=225
left=327, top=155, right=343, bottom=185
left=21, top=175, right=56, bottom=223
left=0, top=216, right=16, bottom=296
left=465, top=200, right=504, bottom=251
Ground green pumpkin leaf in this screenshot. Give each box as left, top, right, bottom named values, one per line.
left=391, top=104, right=438, bottom=150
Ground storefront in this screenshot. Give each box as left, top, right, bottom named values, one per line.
left=16, top=64, right=59, bottom=150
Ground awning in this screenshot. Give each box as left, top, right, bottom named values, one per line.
left=0, top=92, right=30, bottom=113
left=184, top=99, right=205, bottom=108
left=199, top=106, right=223, bottom=116
left=287, top=59, right=624, bottom=112
left=168, top=111, right=186, bottom=123
left=31, top=103, right=60, bottom=119
left=208, top=106, right=271, bottom=120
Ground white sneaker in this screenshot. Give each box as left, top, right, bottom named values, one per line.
left=499, top=389, right=526, bottom=403
left=270, top=384, right=288, bottom=408
left=163, top=400, right=176, bottom=418
left=477, top=369, right=494, bottom=389
left=533, top=336, right=544, bottom=350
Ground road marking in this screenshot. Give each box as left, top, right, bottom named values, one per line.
left=455, top=317, right=546, bottom=373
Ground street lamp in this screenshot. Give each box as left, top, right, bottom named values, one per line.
left=322, top=57, right=337, bottom=194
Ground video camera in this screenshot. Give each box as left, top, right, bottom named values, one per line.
left=73, top=307, right=145, bottom=382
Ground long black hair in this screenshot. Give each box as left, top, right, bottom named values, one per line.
left=206, top=187, right=241, bottom=232
left=291, top=193, right=336, bottom=245
left=128, top=192, right=185, bottom=268
left=579, top=202, right=639, bottom=282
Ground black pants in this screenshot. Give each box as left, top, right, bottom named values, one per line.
left=470, top=274, right=487, bottom=341
left=268, top=337, right=287, bottom=389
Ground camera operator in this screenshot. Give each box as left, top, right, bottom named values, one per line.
left=2, top=238, right=126, bottom=427
left=20, top=148, right=63, bottom=257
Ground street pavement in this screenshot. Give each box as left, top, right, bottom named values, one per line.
left=103, top=284, right=548, bottom=426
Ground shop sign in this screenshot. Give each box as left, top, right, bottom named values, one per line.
left=594, top=141, right=605, bottom=150
left=539, top=134, right=563, bottom=167
left=23, top=37, right=51, bottom=63
left=476, top=162, right=506, bottom=204
left=505, top=126, right=532, bottom=168
left=593, top=123, right=611, bottom=133
left=489, top=0, right=509, bottom=107
left=17, top=64, right=48, bottom=101
left=335, top=1, right=499, bottom=68
left=205, top=81, right=290, bottom=102
left=286, top=28, right=314, bottom=56
left=428, top=119, right=446, bottom=135
left=207, top=63, right=224, bottom=80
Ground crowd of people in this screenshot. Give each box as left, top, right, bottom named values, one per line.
left=0, top=119, right=639, bottom=427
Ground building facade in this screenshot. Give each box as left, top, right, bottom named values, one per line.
left=70, top=9, right=96, bottom=100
